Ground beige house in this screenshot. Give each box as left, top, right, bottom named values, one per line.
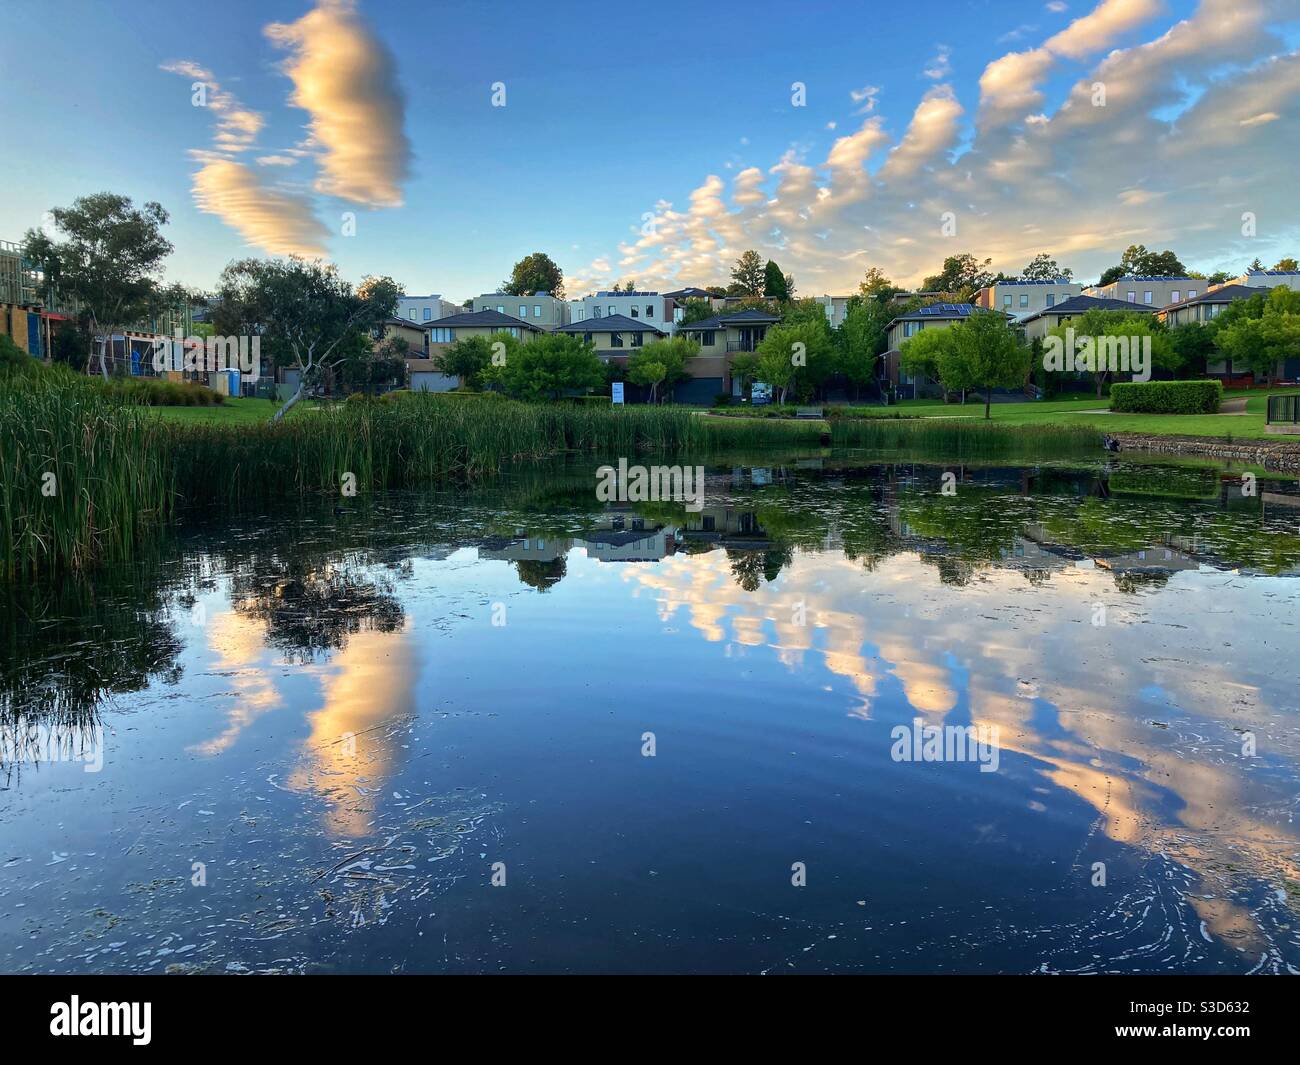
left=471, top=291, right=569, bottom=329
left=425, top=308, right=544, bottom=362
left=974, top=279, right=1083, bottom=321
left=374, top=317, right=431, bottom=356
left=882, top=303, right=1019, bottom=395
left=1019, top=295, right=1157, bottom=341
left=1235, top=269, right=1300, bottom=290
left=1157, top=284, right=1261, bottom=328
left=1083, top=276, right=1202, bottom=309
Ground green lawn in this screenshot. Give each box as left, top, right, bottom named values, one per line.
left=148, top=397, right=318, bottom=425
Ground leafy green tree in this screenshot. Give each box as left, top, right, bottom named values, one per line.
left=677, top=297, right=716, bottom=325
left=899, top=327, right=950, bottom=398
left=945, top=310, right=1031, bottom=419
left=215, top=258, right=399, bottom=420
left=1045, top=309, right=1175, bottom=397
left=763, top=260, right=788, bottom=300
left=755, top=319, right=834, bottom=404
left=922, top=253, right=995, bottom=299
left=502, top=252, right=564, bottom=298
left=858, top=267, right=896, bottom=299
left=1215, top=286, right=1300, bottom=384
left=1021, top=253, right=1073, bottom=281
left=730, top=250, right=766, bottom=297
left=627, top=336, right=697, bottom=402
left=1167, top=322, right=1216, bottom=378
left=1274, top=258, right=1298, bottom=272
left=496, top=333, right=603, bottom=401
left=1098, top=244, right=1186, bottom=287
left=437, top=334, right=496, bottom=390
left=838, top=299, right=891, bottom=398
left=22, top=192, right=174, bottom=379
left=729, top=351, right=760, bottom=399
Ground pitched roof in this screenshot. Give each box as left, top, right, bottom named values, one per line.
left=887, top=302, right=977, bottom=324
left=1159, top=284, right=1266, bottom=311
left=662, top=287, right=713, bottom=299
left=425, top=309, right=542, bottom=332
left=556, top=313, right=666, bottom=335
left=678, top=307, right=784, bottom=330
left=1020, top=295, right=1158, bottom=323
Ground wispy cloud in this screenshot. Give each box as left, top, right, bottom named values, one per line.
left=922, top=44, right=952, bottom=80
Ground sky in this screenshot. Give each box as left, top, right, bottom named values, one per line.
left=1, top=0, right=1298, bottom=300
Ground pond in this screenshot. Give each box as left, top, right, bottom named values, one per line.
left=2, top=450, right=1299, bottom=974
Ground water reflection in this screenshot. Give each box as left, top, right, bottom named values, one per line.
left=1, top=453, right=1299, bottom=972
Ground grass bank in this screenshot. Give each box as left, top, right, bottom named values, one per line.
left=830, top=417, right=1102, bottom=458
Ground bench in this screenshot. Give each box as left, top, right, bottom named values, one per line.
left=795, top=406, right=824, bottom=419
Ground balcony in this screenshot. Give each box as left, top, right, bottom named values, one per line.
left=726, top=339, right=757, bottom=353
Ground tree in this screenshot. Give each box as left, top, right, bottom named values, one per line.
left=1021, top=253, right=1073, bottom=282
left=898, top=327, right=950, bottom=398
left=922, top=253, right=995, bottom=298
left=22, top=192, right=174, bottom=379
left=839, top=299, right=891, bottom=398
left=730, top=250, right=766, bottom=297
left=1098, top=244, right=1186, bottom=286
left=1205, top=270, right=1233, bottom=286
left=502, top=252, right=564, bottom=298
left=1166, top=323, right=1216, bottom=378
left=1045, top=309, right=1175, bottom=397
left=945, top=310, right=1031, bottom=419
left=437, top=334, right=495, bottom=390
left=763, top=260, right=787, bottom=300
left=215, top=258, right=399, bottom=421
left=729, top=351, right=760, bottom=399
left=754, top=319, right=835, bottom=404
left=858, top=267, right=896, bottom=299
left=627, top=336, right=698, bottom=403
left=1215, top=286, right=1300, bottom=384
left=1274, top=258, right=1298, bottom=272
left=495, top=333, right=604, bottom=401
left=677, top=297, right=716, bottom=325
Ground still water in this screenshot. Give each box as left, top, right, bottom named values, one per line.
left=2, top=452, right=1299, bottom=974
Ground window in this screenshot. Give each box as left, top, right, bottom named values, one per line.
left=631, top=331, right=644, bottom=347
left=701, top=330, right=716, bottom=347
left=1003, top=295, right=1012, bottom=308
left=646, top=305, right=654, bottom=319
left=1171, top=290, right=1180, bottom=303
left=1187, top=289, right=1196, bottom=300
left=496, top=305, right=504, bottom=313
left=1045, top=293, right=1055, bottom=307
left=430, top=327, right=455, bottom=343
left=1144, top=291, right=1153, bottom=304
left=610, top=332, right=624, bottom=348
left=423, top=308, right=432, bottom=320
left=593, top=306, right=602, bottom=318
left=407, top=307, right=418, bottom=320
left=519, top=306, right=527, bottom=317
left=583, top=332, right=593, bottom=344
left=506, top=328, right=520, bottom=338
left=609, top=306, right=617, bottom=317
left=533, top=305, right=541, bottom=317
left=1127, top=291, right=1137, bottom=302
left=1019, top=294, right=1029, bottom=308
left=630, top=306, right=639, bottom=318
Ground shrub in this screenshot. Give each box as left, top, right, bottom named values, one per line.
left=1109, top=379, right=1222, bottom=414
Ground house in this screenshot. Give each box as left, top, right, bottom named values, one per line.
left=813, top=294, right=853, bottom=328
left=882, top=303, right=980, bottom=395
left=374, top=317, right=431, bottom=356
left=471, top=291, right=569, bottom=329
left=675, top=307, right=783, bottom=399
left=567, top=290, right=677, bottom=334
left=425, top=308, right=544, bottom=362
left=1156, top=284, right=1261, bottom=328
left=662, top=287, right=714, bottom=323
left=1236, top=269, right=1300, bottom=290
left=1083, top=276, right=1202, bottom=309
left=405, top=357, right=459, bottom=393
left=1019, top=294, right=1157, bottom=341
left=555, top=314, right=670, bottom=397
left=396, top=294, right=459, bottom=324
left=974, top=279, right=1084, bottom=321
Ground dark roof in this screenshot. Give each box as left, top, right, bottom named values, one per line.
left=594, top=290, right=659, bottom=297
left=426, top=309, right=542, bottom=332
left=1158, top=284, right=1266, bottom=311
left=662, top=287, right=713, bottom=299
left=1020, top=295, right=1158, bottom=323
left=979, top=279, right=1076, bottom=287
left=556, top=313, right=666, bottom=335
left=888, top=302, right=977, bottom=325
left=678, top=307, right=784, bottom=331
left=385, top=316, right=431, bottom=330
left=1100, top=275, right=1198, bottom=283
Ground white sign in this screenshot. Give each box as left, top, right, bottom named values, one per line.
left=611, top=382, right=625, bottom=405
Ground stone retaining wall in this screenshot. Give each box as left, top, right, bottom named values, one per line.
left=1111, top=432, right=1300, bottom=471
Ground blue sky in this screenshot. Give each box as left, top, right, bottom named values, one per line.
left=1, top=0, right=1296, bottom=297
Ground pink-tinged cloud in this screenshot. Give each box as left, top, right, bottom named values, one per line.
left=192, top=156, right=330, bottom=256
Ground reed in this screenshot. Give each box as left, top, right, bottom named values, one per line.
left=831, top=417, right=1102, bottom=458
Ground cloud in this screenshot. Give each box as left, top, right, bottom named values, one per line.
left=922, top=44, right=952, bottom=80
left=1047, top=1, right=1069, bottom=11
left=191, top=156, right=330, bottom=256
left=160, top=61, right=264, bottom=152
left=567, top=0, right=1300, bottom=294
left=850, top=84, right=881, bottom=114
left=265, top=0, right=412, bottom=208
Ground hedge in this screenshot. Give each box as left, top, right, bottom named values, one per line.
left=1109, top=379, right=1222, bottom=414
